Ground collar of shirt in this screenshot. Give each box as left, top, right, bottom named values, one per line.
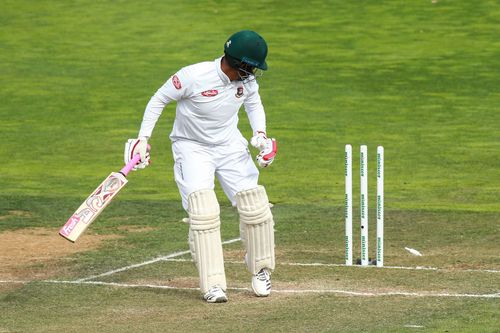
left=215, top=56, right=231, bottom=85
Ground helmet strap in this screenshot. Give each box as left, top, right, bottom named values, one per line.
left=224, top=53, right=241, bottom=70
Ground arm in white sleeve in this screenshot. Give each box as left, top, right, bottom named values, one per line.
left=244, top=84, right=267, bottom=135
left=138, top=92, right=171, bottom=138
left=138, top=69, right=191, bottom=138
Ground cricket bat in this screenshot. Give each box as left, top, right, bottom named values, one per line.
left=59, top=153, right=142, bottom=242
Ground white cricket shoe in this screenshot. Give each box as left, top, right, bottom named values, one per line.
left=252, top=268, right=271, bottom=297
left=203, top=286, right=228, bottom=303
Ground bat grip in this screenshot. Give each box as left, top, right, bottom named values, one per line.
left=120, top=154, right=142, bottom=176
left=120, top=144, right=151, bottom=177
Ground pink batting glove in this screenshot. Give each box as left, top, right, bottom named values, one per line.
left=250, top=131, right=268, bottom=150
left=256, top=138, right=277, bottom=168
left=124, top=137, right=150, bottom=170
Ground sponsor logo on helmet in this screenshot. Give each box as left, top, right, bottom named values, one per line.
left=226, top=40, right=231, bottom=48
left=172, top=75, right=182, bottom=89
left=201, top=90, right=218, bottom=97
left=235, top=86, right=244, bottom=98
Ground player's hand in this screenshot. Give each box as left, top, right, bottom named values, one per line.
left=251, top=132, right=277, bottom=168
left=250, top=131, right=268, bottom=150
left=124, top=137, right=150, bottom=170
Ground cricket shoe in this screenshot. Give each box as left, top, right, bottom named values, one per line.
left=252, top=268, right=271, bottom=297
left=203, top=285, right=228, bottom=303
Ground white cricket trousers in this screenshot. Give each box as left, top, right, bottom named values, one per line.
left=172, top=139, right=259, bottom=209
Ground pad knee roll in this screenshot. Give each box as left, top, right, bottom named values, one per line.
left=187, top=189, right=226, bottom=293
left=236, top=186, right=275, bottom=274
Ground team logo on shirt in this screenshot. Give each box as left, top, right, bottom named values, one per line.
left=201, top=89, right=218, bottom=97
left=235, top=86, right=244, bottom=98
left=172, top=75, right=182, bottom=90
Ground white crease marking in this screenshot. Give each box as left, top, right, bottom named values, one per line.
left=75, top=237, right=241, bottom=282
left=164, top=258, right=500, bottom=274
left=26, top=280, right=500, bottom=299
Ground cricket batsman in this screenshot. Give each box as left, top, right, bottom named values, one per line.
left=124, top=30, right=277, bottom=303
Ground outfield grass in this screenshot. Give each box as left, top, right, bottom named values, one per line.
left=1, top=0, right=499, bottom=332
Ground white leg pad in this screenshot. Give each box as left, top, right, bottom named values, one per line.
left=187, top=189, right=226, bottom=293
left=236, top=186, right=275, bottom=274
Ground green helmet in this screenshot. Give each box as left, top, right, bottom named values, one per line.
left=224, top=30, right=268, bottom=70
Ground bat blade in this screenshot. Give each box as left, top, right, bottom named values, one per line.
left=59, top=172, right=128, bottom=242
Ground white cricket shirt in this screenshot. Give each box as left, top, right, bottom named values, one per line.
left=138, top=57, right=266, bottom=145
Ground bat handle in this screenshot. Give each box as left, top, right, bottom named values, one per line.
left=120, top=144, right=151, bottom=177
left=120, top=154, right=142, bottom=176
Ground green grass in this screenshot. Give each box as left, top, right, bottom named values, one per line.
left=2, top=283, right=499, bottom=333
left=1, top=0, right=499, bottom=332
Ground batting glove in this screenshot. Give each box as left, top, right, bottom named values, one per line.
left=250, top=132, right=277, bottom=168
left=124, top=137, right=150, bottom=170
left=250, top=131, right=268, bottom=150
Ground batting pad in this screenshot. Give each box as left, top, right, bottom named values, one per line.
left=187, top=189, right=226, bottom=293
left=236, top=186, right=275, bottom=274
